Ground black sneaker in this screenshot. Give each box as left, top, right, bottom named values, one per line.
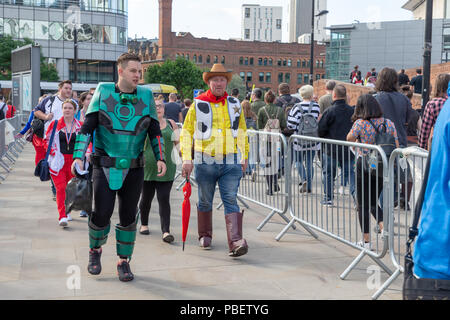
left=117, top=260, right=134, bottom=282
left=88, top=248, right=102, bottom=275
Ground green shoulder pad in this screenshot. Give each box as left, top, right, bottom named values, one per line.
left=87, top=82, right=116, bottom=115
left=137, top=86, right=158, bottom=122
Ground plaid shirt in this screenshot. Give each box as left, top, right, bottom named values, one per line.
left=418, top=97, right=447, bottom=149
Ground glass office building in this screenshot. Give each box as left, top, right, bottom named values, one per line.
left=0, top=0, right=128, bottom=83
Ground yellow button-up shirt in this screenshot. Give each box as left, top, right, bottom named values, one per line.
left=180, top=99, right=249, bottom=162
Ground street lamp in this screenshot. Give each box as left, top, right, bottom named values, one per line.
left=309, top=0, right=329, bottom=85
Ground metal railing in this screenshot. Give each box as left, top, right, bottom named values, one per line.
left=372, top=147, right=429, bottom=300
left=0, top=114, right=27, bottom=180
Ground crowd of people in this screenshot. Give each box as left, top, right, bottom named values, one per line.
left=13, top=50, right=449, bottom=283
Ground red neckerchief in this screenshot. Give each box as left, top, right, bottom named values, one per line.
left=197, top=90, right=228, bottom=105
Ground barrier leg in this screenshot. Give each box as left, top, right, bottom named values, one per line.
left=176, top=178, right=187, bottom=191
left=340, top=250, right=367, bottom=280
left=4, top=153, right=16, bottom=164
left=216, top=201, right=224, bottom=210
left=0, top=160, right=11, bottom=172
left=371, top=267, right=402, bottom=300
left=237, top=196, right=250, bottom=209
left=367, top=255, right=393, bottom=276
left=257, top=209, right=278, bottom=231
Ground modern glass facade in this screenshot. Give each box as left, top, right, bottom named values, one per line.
left=326, top=30, right=351, bottom=82
left=0, top=0, right=128, bottom=83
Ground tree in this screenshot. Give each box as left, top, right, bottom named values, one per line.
left=144, top=57, right=207, bottom=99
left=0, top=35, right=59, bottom=82
left=227, top=74, right=247, bottom=101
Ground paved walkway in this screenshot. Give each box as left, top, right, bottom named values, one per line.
left=0, top=144, right=402, bottom=300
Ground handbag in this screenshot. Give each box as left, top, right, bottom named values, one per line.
left=402, top=146, right=450, bottom=300
left=34, top=120, right=58, bottom=182
left=65, top=168, right=93, bottom=215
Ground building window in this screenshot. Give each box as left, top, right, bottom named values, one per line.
left=297, top=60, right=301, bottom=68
left=288, top=59, right=292, bottom=67
left=249, top=57, right=254, bottom=65
left=186, top=54, right=189, bottom=60
left=302, top=60, right=306, bottom=68
left=259, top=72, right=264, bottom=82
left=222, top=56, right=225, bottom=64
left=316, top=74, right=321, bottom=81
left=277, top=59, right=282, bottom=66
left=283, top=59, right=287, bottom=67
left=266, top=72, right=272, bottom=83
left=278, top=73, right=283, bottom=83
left=247, top=72, right=252, bottom=82
left=264, top=58, right=268, bottom=66
left=316, top=60, right=320, bottom=68
left=244, top=57, right=248, bottom=65
left=214, top=56, right=218, bottom=63
left=285, top=73, right=291, bottom=83
left=240, top=72, right=245, bottom=81
left=245, top=29, right=250, bottom=39
left=304, top=74, right=310, bottom=84
left=269, top=58, right=273, bottom=66
left=245, top=7, right=250, bottom=18
left=258, top=58, right=263, bottom=66
left=207, top=55, right=211, bottom=64
left=239, top=57, right=243, bottom=65
left=297, top=73, right=302, bottom=84
left=276, top=19, right=282, bottom=30
left=199, top=55, right=203, bottom=63
left=320, top=60, right=324, bottom=69
left=193, top=54, right=197, bottom=63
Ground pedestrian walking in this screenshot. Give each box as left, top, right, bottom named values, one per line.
left=72, top=53, right=167, bottom=282
left=75, top=92, right=93, bottom=122
left=318, top=85, right=355, bottom=206
left=287, top=85, right=320, bottom=194
left=138, top=96, right=180, bottom=243
left=45, top=100, right=85, bottom=228
left=347, top=94, right=399, bottom=250
left=164, top=92, right=183, bottom=123
left=181, top=98, right=192, bottom=123
left=180, top=63, right=249, bottom=257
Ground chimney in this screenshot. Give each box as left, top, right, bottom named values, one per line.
left=158, top=0, right=172, bottom=60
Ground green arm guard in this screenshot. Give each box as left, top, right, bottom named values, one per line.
left=150, top=136, right=166, bottom=163
left=73, top=133, right=91, bottom=160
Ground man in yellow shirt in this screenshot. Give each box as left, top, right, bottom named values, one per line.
left=180, top=64, right=249, bottom=257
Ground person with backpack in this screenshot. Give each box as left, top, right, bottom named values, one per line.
left=347, top=94, right=399, bottom=250
left=257, top=90, right=287, bottom=195
left=275, top=83, right=301, bottom=114
left=287, top=85, right=320, bottom=193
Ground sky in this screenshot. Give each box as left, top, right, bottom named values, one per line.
left=128, top=0, right=413, bottom=42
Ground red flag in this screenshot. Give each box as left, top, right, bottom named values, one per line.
left=181, top=179, right=192, bottom=251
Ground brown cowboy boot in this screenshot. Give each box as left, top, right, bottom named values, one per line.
left=225, top=211, right=248, bottom=257
left=198, top=209, right=213, bottom=249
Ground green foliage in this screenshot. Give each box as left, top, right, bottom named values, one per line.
left=227, top=74, right=247, bottom=101
left=0, top=35, right=59, bottom=82
left=144, top=57, right=208, bottom=99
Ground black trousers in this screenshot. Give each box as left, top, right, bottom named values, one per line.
left=138, top=180, right=174, bottom=233
left=91, top=167, right=144, bottom=228
left=356, top=158, right=384, bottom=234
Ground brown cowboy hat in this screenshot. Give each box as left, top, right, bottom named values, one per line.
left=203, top=63, right=233, bottom=84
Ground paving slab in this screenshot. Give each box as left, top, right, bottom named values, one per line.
left=0, top=144, right=403, bottom=300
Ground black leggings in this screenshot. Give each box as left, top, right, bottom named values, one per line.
left=138, top=180, right=174, bottom=233
left=356, top=158, right=384, bottom=234
left=91, top=167, right=144, bottom=228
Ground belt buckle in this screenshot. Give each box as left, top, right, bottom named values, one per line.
left=116, top=157, right=131, bottom=169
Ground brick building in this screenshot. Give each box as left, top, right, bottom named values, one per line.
left=133, top=0, right=326, bottom=94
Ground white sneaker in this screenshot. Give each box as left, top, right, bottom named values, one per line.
left=356, top=241, right=371, bottom=251
left=59, top=218, right=68, bottom=228
left=67, top=214, right=73, bottom=221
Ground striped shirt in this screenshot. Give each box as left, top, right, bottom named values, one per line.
left=287, top=101, right=321, bottom=151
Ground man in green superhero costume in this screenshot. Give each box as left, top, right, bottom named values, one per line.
left=72, top=53, right=167, bottom=282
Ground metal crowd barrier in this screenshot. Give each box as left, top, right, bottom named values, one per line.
left=238, top=130, right=296, bottom=232
left=0, top=114, right=27, bottom=181
left=274, top=134, right=394, bottom=299
left=372, top=147, right=429, bottom=300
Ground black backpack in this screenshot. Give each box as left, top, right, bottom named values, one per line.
left=31, top=96, right=55, bottom=138
left=365, top=119, right=396, bottom=177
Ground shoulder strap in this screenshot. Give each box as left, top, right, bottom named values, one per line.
left=406, top=147, right=432, bottom=255
left=48, top=95, right=56, bottom=113
left=308, top=101, right=314, bottom=114
left=263, top=107, right=272, bottom=120
left=44, top=120, right=58, bottom=161
left=368, top=119, right=380, bottom=134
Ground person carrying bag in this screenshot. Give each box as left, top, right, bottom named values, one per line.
left=34, top=120, right=58, bottom=182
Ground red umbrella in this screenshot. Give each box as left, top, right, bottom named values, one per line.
left=181, top=178, right=192, bottom=251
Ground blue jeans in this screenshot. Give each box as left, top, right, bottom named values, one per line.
left=195, top=160, right=243, bottom=215
left=322, top=153, right=355, bottom=201
left=292, top=150, right=316, bottom=192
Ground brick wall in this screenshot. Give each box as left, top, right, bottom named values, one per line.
left=313, top=79, right=422, bottom=110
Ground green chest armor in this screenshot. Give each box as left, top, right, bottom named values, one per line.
left=86, top=83, right=158, bottom=190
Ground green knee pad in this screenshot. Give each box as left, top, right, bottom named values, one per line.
left=89, top=220, right=111, bottom=249
left=115, top=223, right=137, bottom=258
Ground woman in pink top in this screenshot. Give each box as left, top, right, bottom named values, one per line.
left=347, top=94, right=399, bottom=250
